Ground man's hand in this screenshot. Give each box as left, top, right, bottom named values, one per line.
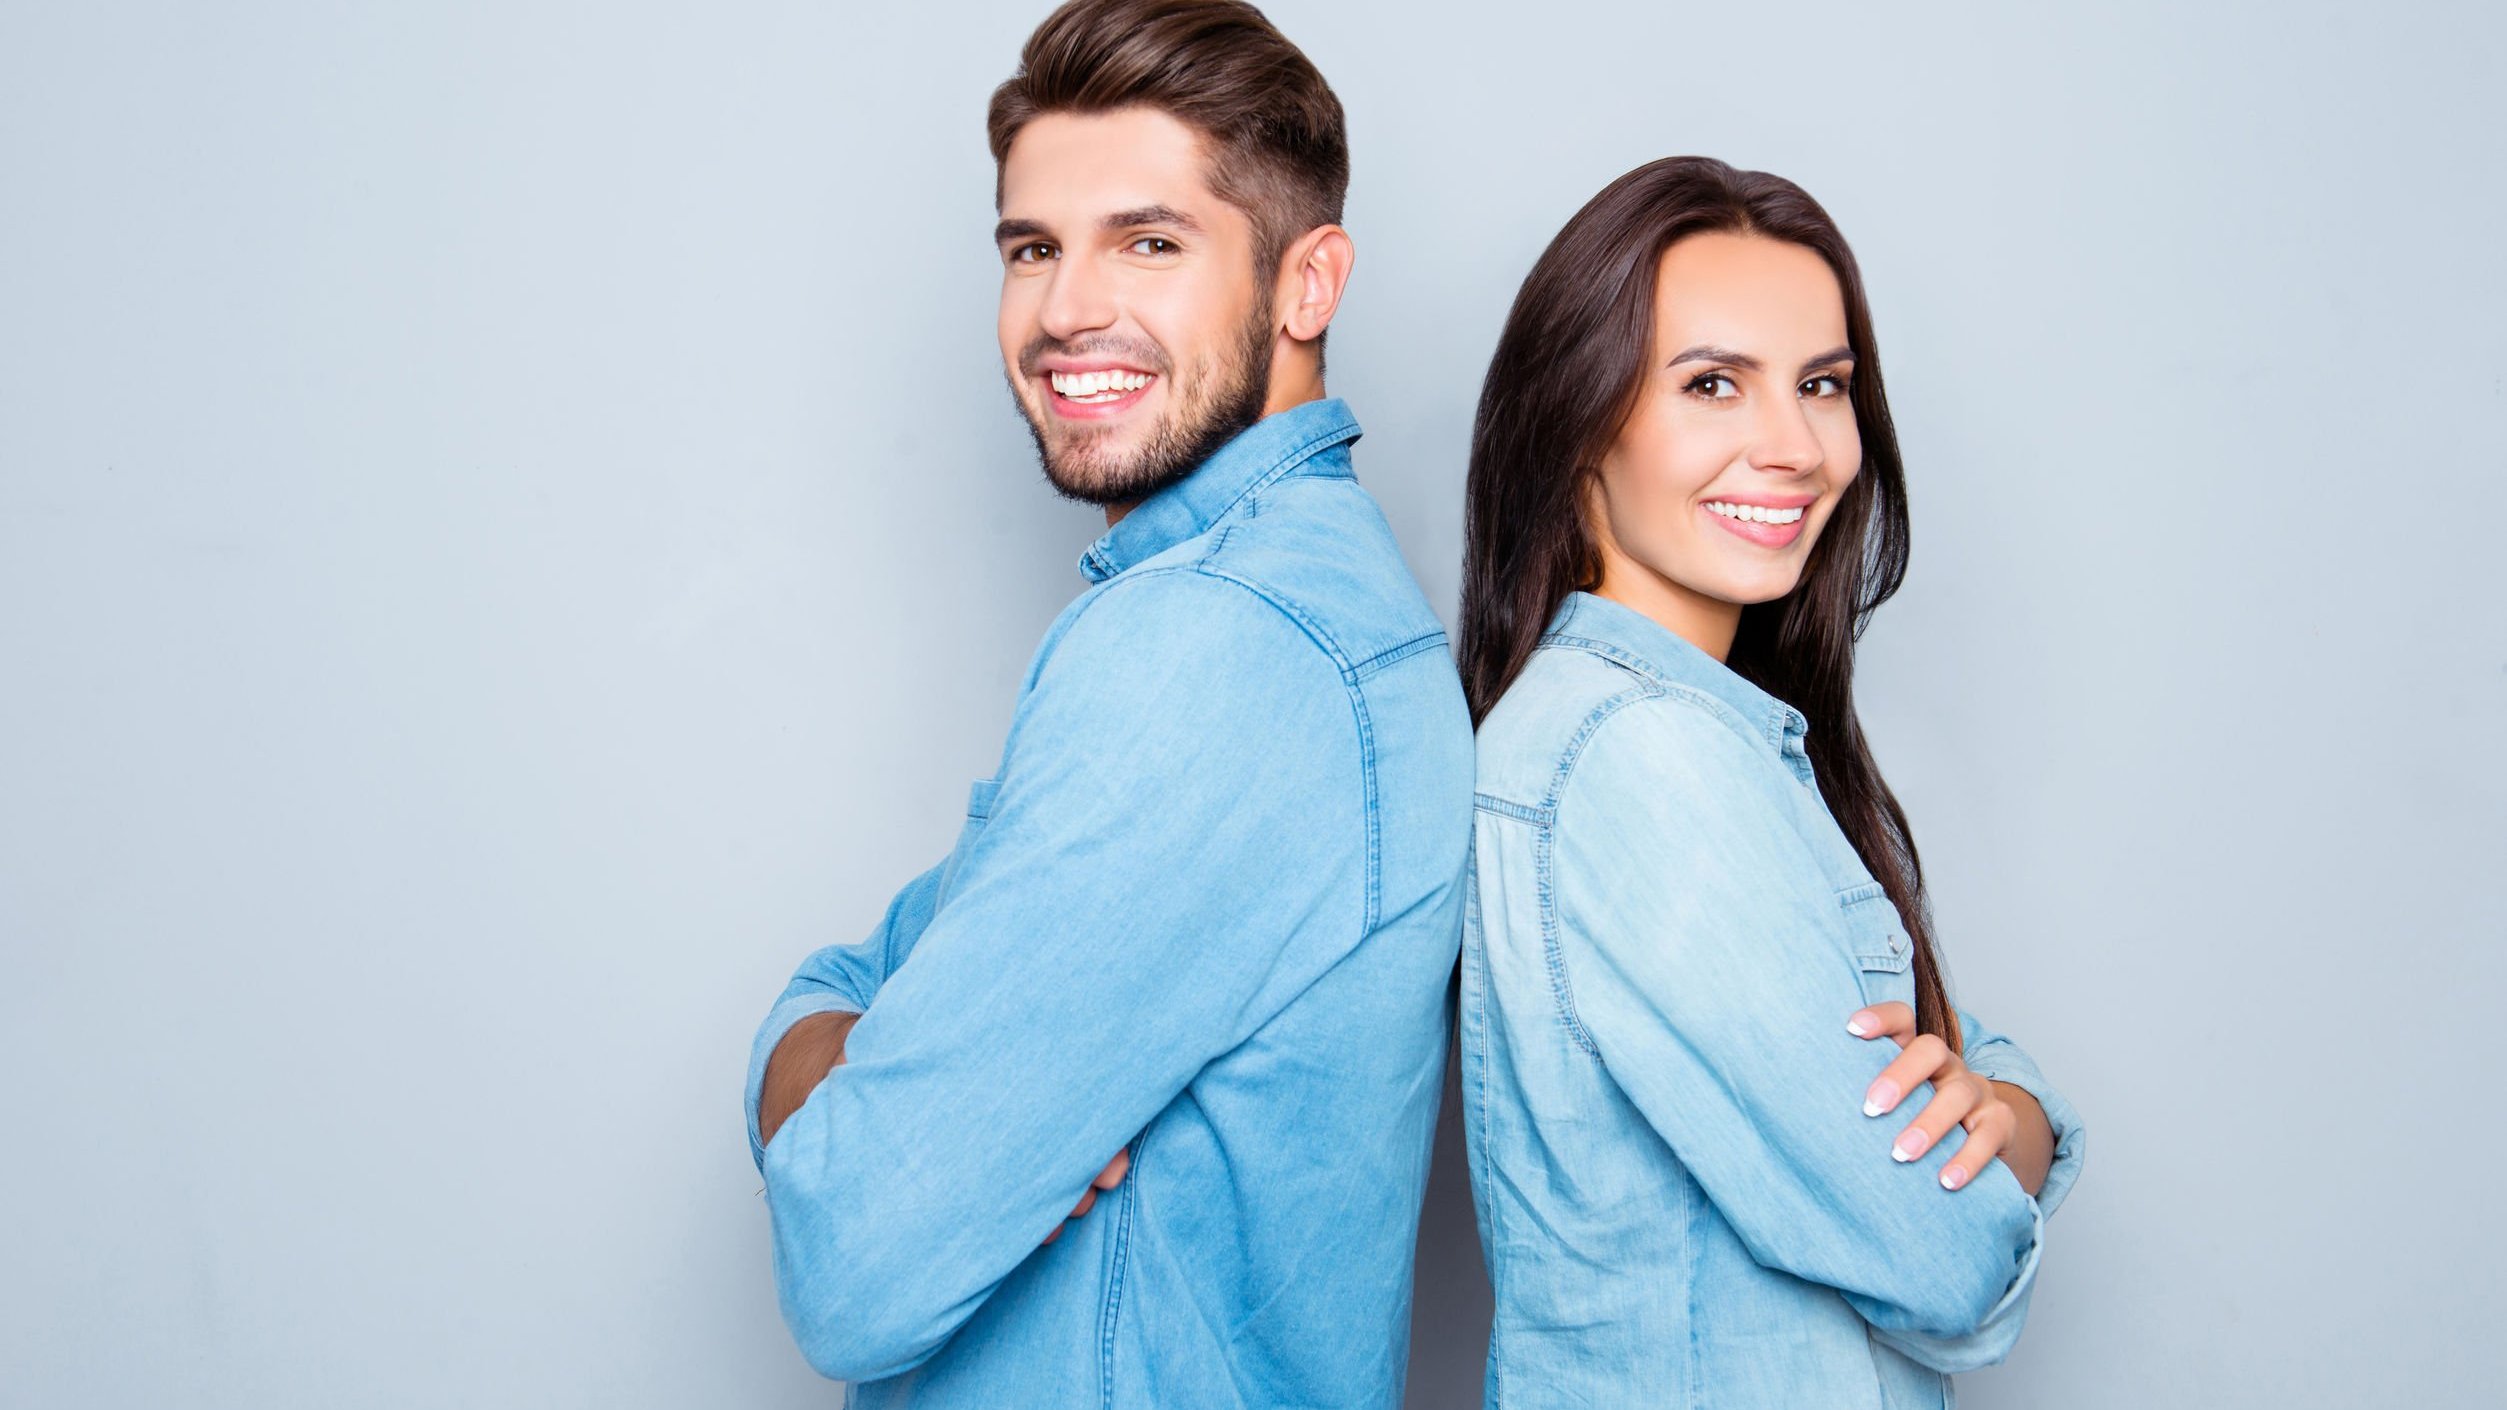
left=1849, top=1002, right=2054, bottom=1197
left=759, top=1010, right=861, bottom=1147
left=1041, top=1150, right=1131, bottom=1247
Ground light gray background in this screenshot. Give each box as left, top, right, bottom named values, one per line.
left=4, top=1, right=2501, bottom=1405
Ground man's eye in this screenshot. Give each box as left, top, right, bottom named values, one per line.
left=1130, top=237, right=1179, bottom=256
left=1009, top=242, right=1056, bottom=264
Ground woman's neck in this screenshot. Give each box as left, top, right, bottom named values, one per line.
left=1593, top=556, right=1743, bottom=663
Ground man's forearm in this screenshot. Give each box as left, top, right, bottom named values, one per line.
left=760, top=1010, right=861, bottom=1147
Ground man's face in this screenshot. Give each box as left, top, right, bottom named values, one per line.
left=995, top=108, right=1277, bottom=508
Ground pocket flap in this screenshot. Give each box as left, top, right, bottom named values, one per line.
left=1836, top=882, right=1912, bottom=974
left=966, top=777, right=1001, bottom=820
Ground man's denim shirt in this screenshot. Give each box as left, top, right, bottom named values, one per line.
left=1462, top=593, right=2086, bottom=1410
left=746, top=399, right=1474, bottom=1408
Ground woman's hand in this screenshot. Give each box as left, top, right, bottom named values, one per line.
left=1848, top=1001, right=2020, bottom=1193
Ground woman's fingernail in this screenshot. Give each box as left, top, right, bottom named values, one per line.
left=1893, top=1128, right=1931, bottom=1162
left=1941, top=1165, right=1969, bottom=1190
left=1863, top=1080, right=1899, bottom=1118
left=1847, top=1014, right=1872, bottom=1037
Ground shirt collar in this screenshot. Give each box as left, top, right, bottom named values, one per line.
left=1545, top=591, right=1813, bottom=759
left=1078, top=398, right=1362, bottom=583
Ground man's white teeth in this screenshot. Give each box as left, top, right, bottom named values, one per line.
left=1050, top=369, right=1153, bottom=400
left=1706, top=501, right=1806, bottom=525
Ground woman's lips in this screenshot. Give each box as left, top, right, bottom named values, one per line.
left=1700, top=500, right=1808, bottom=548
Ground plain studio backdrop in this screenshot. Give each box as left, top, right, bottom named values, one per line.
left=4, top=1, right=2501, bottom=1405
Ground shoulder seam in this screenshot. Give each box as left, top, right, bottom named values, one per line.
left=1184, top=562, right=1382, bottom=931
left=1526, top=682, right=1771, bottom=1064
left=1070, top=561, right=1383, bottom=933
left=1544, top=679, right=1767, bottom=811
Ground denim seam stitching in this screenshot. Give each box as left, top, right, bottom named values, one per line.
left=1200, top=417, right=1363, bottom=533
left=1540, top=630, right=1799, bottom=753
left=1096, top=1128, right=1143, bottom=1409
left=1464, top=872, right=1505, bottom=1410
left=1534, top=683, right=1665, bottom=1058
left=1348, top=630, right=1449, bottom=682
left=1473, top=793, right=1551, bottom=825
left=1043, top=560, right=1381, bottom=925
left=1186, top=562, right=1382, bottom=931
left=1684, top=1175, right=1707, bottom=1407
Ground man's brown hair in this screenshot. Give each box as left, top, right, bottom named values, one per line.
left=987, top=0, right=1349, bottom=288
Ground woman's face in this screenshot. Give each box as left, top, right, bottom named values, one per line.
left=1588, top=231, right=1862, bottom=658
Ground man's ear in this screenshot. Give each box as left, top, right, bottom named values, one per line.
left=1274, top=224, right=1355, bottom=344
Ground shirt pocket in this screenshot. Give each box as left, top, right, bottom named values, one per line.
left=1836, top=880, right=1915, bottom=1011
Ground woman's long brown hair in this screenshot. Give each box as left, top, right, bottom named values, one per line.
left=1457, top=156, right=1958, bottom=1044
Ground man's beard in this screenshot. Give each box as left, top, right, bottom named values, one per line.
left=1010, top=306, right=1275, bottom=508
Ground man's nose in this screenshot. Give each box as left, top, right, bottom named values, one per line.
left=1037, top=255, right=1118, bottom=343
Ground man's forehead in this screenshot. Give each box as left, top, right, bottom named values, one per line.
left=997, top=108, right=1231, bottom=227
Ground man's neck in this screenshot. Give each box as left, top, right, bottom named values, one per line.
left=1104, top=378, right=1328, bottom=528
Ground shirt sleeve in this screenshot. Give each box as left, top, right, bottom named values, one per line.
left=1551, top=696, right=2044, bottom=1371
left=743, top=861, right=947, bottom=1168
left=1957, top=1007, right=2088, bottom=1219
left=758, top=570, right=1366, bottom=1383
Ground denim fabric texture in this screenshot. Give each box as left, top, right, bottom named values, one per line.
left=745, top=399, right=1475, bottom=1408
left=1462, top=592, right=2086, bottom=1410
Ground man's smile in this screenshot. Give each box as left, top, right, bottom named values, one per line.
left=1040, top=362, right=1162, bottom=419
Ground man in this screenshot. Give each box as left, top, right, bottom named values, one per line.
left=743, top=1, right=1473, bottom=1404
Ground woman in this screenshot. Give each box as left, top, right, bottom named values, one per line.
left=1457, top=156, right=2085, bottom=1408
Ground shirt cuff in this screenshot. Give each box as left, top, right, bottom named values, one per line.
left=1964, top=1041, right=2088, bottom=1221
left=745, top=993, right=865, bottom=1171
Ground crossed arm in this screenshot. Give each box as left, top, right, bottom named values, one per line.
left=759, top=1010, right=1129, bottom=1245
left=743, top=574, right=1371, bottom=1382
left=758, top=1004, right=2057, bottom=1198
left=1551, top=698, right=2083, bottom=1368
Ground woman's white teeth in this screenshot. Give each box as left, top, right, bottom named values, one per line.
left=1050, top=369, right=1153, bottom=401
left=1706, top=501, right=1805, bottom=525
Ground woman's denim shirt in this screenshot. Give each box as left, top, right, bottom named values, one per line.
left=1462, top=593, right=2086, bottom=1410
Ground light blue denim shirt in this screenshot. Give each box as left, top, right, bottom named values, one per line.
left=1462, top=592, right=2085, bottom=1410
left=746, top=399, right=1474, bottom=1408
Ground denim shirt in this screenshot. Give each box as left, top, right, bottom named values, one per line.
left=1461, top=593, right=2086, bottom=1410
left=745, top=399, right=1475, bottom=1408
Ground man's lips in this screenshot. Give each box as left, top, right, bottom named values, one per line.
left=1041, top=365, right=1160, bottom=421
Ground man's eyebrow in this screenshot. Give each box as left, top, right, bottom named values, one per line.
left=993, top=218, right=1050, bottom=246
left=1102, top=204, right=1204, bottom=235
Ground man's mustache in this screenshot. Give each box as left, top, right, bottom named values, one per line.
left=1018, top=334, right=1172, bottom=378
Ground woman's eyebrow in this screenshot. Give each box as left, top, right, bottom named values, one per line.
left=1668, top=344, right=1760, bottom=370
left=1664, top=344, right=1858, bottom=373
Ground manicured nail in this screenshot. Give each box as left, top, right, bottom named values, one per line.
left=1892, top=1128, right=1930, bottom=1162
left=1846, top=1014, right=1873, bottom=1037
left=1863, top=1080, right=1899, bottom=1118
left=1941, top=1165, right=1969, bottom=1190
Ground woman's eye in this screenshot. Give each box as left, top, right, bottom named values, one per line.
left=1803, top=374, right=1850, bottom=398
left=1685, top=373, right=1738, bottom=399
